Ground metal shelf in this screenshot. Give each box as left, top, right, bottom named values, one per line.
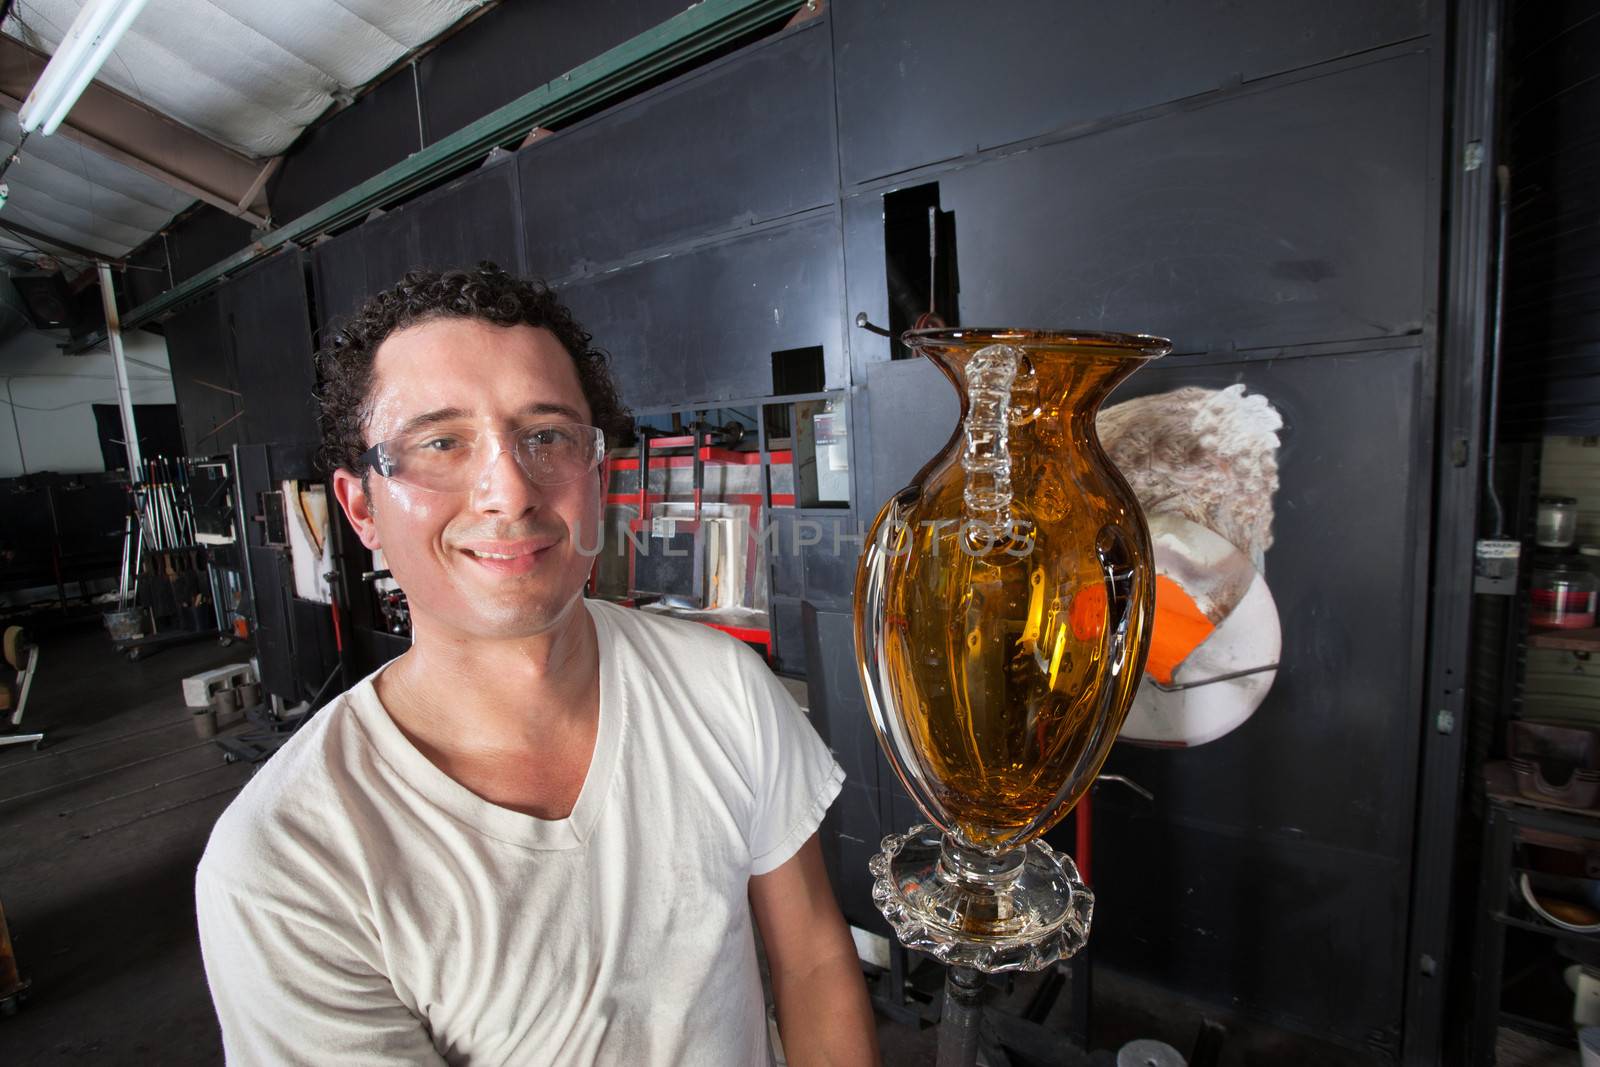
left=1527, top=627, right=1600, bottom=653
left=1492, top=911, right=1600, bottom=946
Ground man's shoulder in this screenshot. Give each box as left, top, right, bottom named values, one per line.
left=197, top=685, right=378, bottom=904
left=590, top=597, right=759, bottom=668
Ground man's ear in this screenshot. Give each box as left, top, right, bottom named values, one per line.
left=332, top=468, right=382, bottom=551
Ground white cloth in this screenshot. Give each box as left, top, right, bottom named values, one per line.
left=196, top=599, right=843, bottom=1066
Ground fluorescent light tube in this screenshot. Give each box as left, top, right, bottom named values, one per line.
left=17, top=0, right=122, bottom=131
left=18, top=0, right=151, bottom=136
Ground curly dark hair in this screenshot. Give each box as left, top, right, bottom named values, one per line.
left=316, top=263, right=632, bottom=476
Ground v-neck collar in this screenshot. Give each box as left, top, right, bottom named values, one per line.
left=349, top=598, right=625, bottom=851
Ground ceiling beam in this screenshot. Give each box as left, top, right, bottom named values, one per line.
left=0, top=214, right=124, bottom=265
left=0, top=34, right=270, bottom=227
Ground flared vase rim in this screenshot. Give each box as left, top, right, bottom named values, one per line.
left=902, top=325, right=1172, bottom=358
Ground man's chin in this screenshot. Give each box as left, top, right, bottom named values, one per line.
left=437, top=586, right=585, bottom=640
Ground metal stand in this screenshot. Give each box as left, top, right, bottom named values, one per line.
left=938, top=966, right=986, bottom=1067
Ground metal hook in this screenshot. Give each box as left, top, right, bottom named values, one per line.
left=1147, top=662, right=1279, bottom=693
left=1096, top=774, right=1154, bottom=802
left=854, top=311, right=893, bottom=338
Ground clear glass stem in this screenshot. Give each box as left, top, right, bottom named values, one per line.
left=961, top=343, right=1019, bottom=530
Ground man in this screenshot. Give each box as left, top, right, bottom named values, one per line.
left=195, top=264, right=879, bottom=1065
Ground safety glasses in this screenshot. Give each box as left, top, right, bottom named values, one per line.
left=358, top=422, right=605, bottom=493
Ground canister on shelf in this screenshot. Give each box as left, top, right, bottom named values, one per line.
left=1532, top=558, right=1599, bottom=629
left=1538, top=495, right=1580, bottom=548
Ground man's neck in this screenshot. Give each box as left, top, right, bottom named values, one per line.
left=376, top=598, right=600, bottom=760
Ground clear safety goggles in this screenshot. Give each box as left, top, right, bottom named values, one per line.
left=359, top=422, right=605, bottom=493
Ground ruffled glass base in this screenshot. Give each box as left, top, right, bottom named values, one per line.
left=869, top=823, right=1093, bottom=973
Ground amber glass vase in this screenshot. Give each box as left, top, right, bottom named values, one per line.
left=855, top=326, right=1169, bottom=971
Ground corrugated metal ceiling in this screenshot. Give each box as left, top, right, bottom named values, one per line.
left=0, top=0, right=487, bottom=265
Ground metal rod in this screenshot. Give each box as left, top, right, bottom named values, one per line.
left=937, top=966, right=985, bottom=1067
left=97, top=261, right=142, bottom=479
left=1148, top=662, right=1280, bottom=692
left=4, top=377, right=28, bottom=475
left=1484, top=163, right=1510, bottom=538
left=411, top=58, right=426, bottom=153
left=854, top=311, right=893, bottom=338
left=208, top=562, right=226, bottom=633
left=129, top=514, right=144, bottom=606
left=0, top=129, right=28, bottom=184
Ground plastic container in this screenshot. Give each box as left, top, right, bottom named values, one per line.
left=1538, top=495, right=1580, bottom=548
left=1522, top=872, right=1600, bottom=932
left=102, top=609, right=145, bottom=642
left=1581, top=1026, right=1600, bottom=1067
left=1509, top=719, right=1600, bottom=773
left=1511, top=758, right=1600, bottom=807
left=1531, top=559, right=1598, bottom=629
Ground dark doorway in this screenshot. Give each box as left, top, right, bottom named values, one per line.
left=92, top=404, right=185, bottom=471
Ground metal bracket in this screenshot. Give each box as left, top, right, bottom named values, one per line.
left=1096, top=774, right=1154, bottom=802
left=1148, top=662, right=1279, bottom=692
left=854, top=311, right=892, bottom=338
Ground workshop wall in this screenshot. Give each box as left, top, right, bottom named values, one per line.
left=268, top=0, right=689, bottom=224
left=0, top=327, right=176, bottom=478
left=1499, top=0, right=1600, bottom=437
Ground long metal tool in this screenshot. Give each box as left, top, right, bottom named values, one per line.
left=96, top=261, right=142, bottom=477
left=938, top=967, right=986, bottom=1067
left=115, top=512, right=132, bottom=609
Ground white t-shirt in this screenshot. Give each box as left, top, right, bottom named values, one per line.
left=195, top=599, right=844, bottom=1066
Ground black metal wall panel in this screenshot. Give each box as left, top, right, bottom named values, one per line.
left=353, top=215, right=422, bottom=307
left=845, top=52, right=1432, bottom=365
left=798, top=513, right=862, bottom=609
left=270, top=73, right=433, bottom=226
left=770, top=595, right=807, bottom=676
left=163, top=294, right=245, bottom=456
left=768, top=510, right=804, bottom=599
left=312, top=162, right=524, bottom=337
left=1066, top=344, right=1430, bottom=1048
left=419, top=0, right=689, bottom=151
left=125, top=206, right=255, bottom=309
left=311, top=226, right=374, bottom=340
left=1101, top=347, right=1431, bottom=857
left=1499, top=0, right=1600, bottom=436
left=520, top=23, right=836, bottom=280
left=860, top=356, right=960, bottom=514
left=248, top=545, right=298, bottom=700
left=1090, top=806, right=1408, bottom=1054
left=556, top=214, right=845, bottom=411
left=409, top=159, right=524, bottom=277
left=223, top=250, right=319, bottom=446
left=832, top=0, right=1427, bottom=186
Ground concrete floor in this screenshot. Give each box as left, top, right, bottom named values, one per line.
left=0, top=616, right=253, bottom=1065
left=0, top=615, right=1541, bottom=1066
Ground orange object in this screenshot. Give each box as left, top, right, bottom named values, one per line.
left=1144, top=575, right=1216, bottom=685
left=1068, top=584, right=1107, bottom=642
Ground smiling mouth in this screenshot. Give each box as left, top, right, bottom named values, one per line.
left=454, top=539, right=559, bottom=573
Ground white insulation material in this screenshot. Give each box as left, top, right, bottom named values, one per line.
left=4, top=0, right=482, bottom=157
left=0, top=108, right=193, bottom=257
